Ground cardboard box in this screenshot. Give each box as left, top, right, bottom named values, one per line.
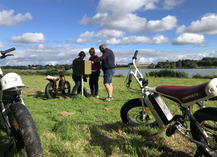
left=73, top=60, right=91, bottom=74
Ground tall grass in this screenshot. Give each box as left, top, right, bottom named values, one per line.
left=0, top=74, right=214, bottom=157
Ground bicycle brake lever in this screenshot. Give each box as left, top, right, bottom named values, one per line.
left=0, top=54, right=14, bottom=59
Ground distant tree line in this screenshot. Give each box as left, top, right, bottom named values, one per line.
left=148, top=57, right=217, bottom=69
left=1, top=64, right=72, bottom=70
left=1, top=64, right=130, bottom=70
left=2, top=57, right=217, bottom=70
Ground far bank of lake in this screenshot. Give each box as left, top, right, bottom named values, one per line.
left=113, top=68, right=217, bottom=78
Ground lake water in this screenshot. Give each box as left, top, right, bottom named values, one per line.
left=113, top=68, right=217, bottom=78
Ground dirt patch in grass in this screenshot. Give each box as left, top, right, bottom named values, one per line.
left=58, top=111, right=75, bottom=116
left=162, top=133, right=196, bottom=157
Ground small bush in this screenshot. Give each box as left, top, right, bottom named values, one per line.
left=192, top=73, right=217, bottom=79
left=145, top=69, right=188, bottom=78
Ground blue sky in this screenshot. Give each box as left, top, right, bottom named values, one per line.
left=0, top=0, right=217, bottom=66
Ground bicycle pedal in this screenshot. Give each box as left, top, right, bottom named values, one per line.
left=166, top=125, right=176, bottom=137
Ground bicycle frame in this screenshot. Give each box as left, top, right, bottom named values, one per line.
left=128, top=51, right=217, bottom=126
left=46, top=69, right=65, bottom=92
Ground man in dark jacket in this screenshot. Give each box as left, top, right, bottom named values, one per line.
left=94, top=44, right=115, bottom=102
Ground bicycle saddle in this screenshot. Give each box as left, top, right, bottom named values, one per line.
left=156, top=82, right=209, bottom=104
left=46, top=75, right=60, bottom=81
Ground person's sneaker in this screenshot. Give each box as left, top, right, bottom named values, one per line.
left=104, top=97, right=113, bottom=102
left=85, top=93, right=92, bottom=98
left=95, top=95, right=99, bottom=98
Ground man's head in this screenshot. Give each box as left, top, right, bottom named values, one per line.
left=99, top=44, right=106, bottom=52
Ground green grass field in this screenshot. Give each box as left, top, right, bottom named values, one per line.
left=0, top=74, right=215, bottom=157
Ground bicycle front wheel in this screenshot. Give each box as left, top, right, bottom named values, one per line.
left=8, top=102, right=43, bottom=157
left=45, top=82, right=56, bottom=99
left=62, top=81, right=71, bottom=95
left=120, top=98, right=156, bottom=126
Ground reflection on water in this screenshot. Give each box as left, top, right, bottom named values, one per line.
left=113, top=68, right=217, bottom=78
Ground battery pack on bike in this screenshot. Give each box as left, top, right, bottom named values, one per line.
left=145, top=93, right=173, bottom=127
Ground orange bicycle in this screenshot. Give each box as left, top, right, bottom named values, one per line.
left=45, top=69, right=71, bottom=99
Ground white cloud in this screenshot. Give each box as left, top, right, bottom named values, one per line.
left=97, top=0, right=159, bottom=14
left=100, top=13, right=147, bottom=33
left=80, top=13, right=108, bottom=25
left=176, top=13, right=217, bottom=34
left=172, top=33, right=205, bottom=45
left=152, top=35, right=170, bottom=44
left=81, top=0, right=177, bottom=34
left=37, top=44, right=45, bottom=49
left=105, top=35, right=169, bottom=45
left=145, top=15, right=177, bottom=32
left=66, top=38, right=74, bottom=43
left=0, top=9, right=32, bottom=26
left=106, top=36, right=150, bottom=45
left=1, top=44, right=217, bottom=66
left=0, top=42, right=4, bottom=49
left=9, top=33, right=47, bottom=44
left=163, top=0, right=185, bottom=10
left=96, top=29, right=125, bottom=38
left=75, top=31, right=95, bottom=43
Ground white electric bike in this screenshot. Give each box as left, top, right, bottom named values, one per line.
left=0, top=48, right=43, bottom=156
left=121, top=50, right=217, bottom=157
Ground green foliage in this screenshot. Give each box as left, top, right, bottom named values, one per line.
left=152, top=57, right=217, bottom=69
left=192, top=73, right=217, bottom=79
left=2, top=69, right=72, bottom=76
left=145, top=69, right=189, bottom=78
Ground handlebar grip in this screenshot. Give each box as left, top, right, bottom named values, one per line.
left=127, top=74, right=133, bottom=88
left=1, top=47, right=16, bottom=55
left=132, top=50, right=138, bottom=60
left=129, top=73, right=133, bottom=82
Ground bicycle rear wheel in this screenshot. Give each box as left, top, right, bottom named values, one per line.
left=190, top=107, right=217, bottom=157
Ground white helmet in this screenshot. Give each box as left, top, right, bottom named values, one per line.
left=1, top=73, right=25, bottom=91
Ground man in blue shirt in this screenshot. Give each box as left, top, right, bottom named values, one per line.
left=94, top=44, right=115, bottom=102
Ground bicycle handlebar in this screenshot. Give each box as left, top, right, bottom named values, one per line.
left=132, top=50, right=138, bottom=60
left=0, top=47, right=15, bottom=59
left=126, top=50, right=147, bottom=89
left=127, top=50, right=138, bottom=88
left=1, top=47, right=15, bottom=55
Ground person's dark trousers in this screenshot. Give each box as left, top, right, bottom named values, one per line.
left=71, top=80, right=81, bottom=95
left=72, top=75, right=89, bottom=97
left=89, top=71, right=100, bottom=96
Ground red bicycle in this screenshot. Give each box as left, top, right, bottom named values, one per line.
left=45, top=69, right=71, bottom=99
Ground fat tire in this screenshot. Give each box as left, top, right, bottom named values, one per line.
left=62, top=81, right=71, bottom=95
left=190, top=107, right=217, bottom=157
left=8, top=102, right=43, bottom=157
left=45, top=82, right=56, bottom=99
left=121, top=98, right=143, bottom=125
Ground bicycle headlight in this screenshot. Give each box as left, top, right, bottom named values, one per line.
left=1, top=73, right=25, bottom=91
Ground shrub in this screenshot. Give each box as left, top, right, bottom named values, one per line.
left=192, top=73, right=217, bottom=79
left=145, top=69, right=188, bottom=78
